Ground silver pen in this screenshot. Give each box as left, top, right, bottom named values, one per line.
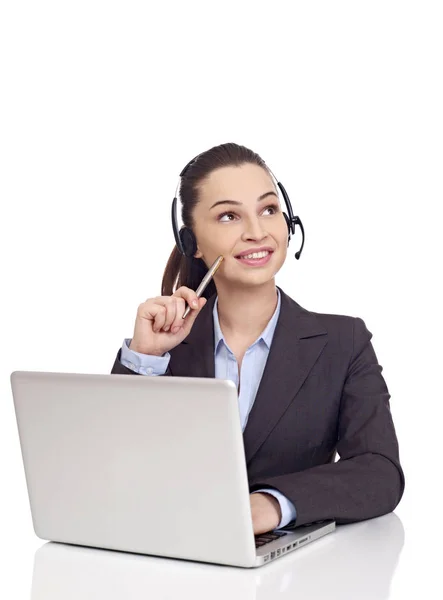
left=182, top=255, right=224, bottom=319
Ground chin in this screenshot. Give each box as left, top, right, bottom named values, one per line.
left=230, top=272, right=277, bottom=288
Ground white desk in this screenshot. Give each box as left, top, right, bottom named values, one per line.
left=4, top=513, right=412, bottom=600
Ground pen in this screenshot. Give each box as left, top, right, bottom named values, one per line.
left=182, top=255, right=224, bottom=319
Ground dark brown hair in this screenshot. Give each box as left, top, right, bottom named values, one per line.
left=161, top=142, right=270, bottom=299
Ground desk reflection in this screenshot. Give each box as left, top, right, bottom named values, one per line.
left=31, top=513, right=404, bottom=600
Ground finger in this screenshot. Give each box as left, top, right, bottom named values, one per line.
left=173, top=286, right=200, bottom=310
left=170, top=297, right=205, bottom=334
left=162, top=298, right=178, bottom=331
left=181, top=297, right=207, bottom=331
left=139, top=298, right=169, bottom=320
left=152, top=306, right=167, bottom=332
left=171, top=297, right=187, bottom=330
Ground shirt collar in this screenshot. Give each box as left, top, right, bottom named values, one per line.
left=213, top=288, right=281, bottom=353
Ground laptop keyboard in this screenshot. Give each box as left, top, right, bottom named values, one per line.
left=255, top=530, right=287, bottom=548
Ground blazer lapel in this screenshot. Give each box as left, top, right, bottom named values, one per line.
left=169, top=288, right=328, bottom=466
left=243, top=288, right=328, bottom=465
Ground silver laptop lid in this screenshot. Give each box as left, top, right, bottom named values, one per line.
left=11, top=371, right=257, bottom=567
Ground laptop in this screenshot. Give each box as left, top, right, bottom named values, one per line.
left=11, top=370, right=335, bottom=568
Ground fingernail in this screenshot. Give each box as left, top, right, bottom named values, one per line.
left=171, top=326, right=180, bottom=334
left=164, top=326, right=170, bottom=332
left=192, top=299, right=198, bottom=307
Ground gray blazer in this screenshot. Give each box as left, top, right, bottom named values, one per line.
left=111, top=286, right=405, bottom=527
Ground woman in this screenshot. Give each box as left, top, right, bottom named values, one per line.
left=111, top=142, right=405, bottom=535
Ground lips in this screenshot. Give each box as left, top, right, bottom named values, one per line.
left=234, top=251, right=274, bottom=267
left=235, top=247, right=275, bottom=258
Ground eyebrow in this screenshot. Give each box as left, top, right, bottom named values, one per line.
left=210, top=190, right=278, bottom=210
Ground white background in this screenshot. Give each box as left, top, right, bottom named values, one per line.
left=1, top=1, right=442, bottom=598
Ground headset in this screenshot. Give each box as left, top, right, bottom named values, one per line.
left=171, top=155, right=305, bottom=260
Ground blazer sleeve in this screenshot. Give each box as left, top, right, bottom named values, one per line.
left=250, top=316, right=406, bottom=527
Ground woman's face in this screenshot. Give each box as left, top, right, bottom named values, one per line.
left=192, top=163, right=288, bottom=288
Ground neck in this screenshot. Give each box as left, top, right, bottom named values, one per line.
left=215, top=279, right=278, bottom=340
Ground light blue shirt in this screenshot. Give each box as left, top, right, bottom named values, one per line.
left=120, top=288, right=297, bottom=528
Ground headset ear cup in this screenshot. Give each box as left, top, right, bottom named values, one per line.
left=180, top=227, right=198, bottom=257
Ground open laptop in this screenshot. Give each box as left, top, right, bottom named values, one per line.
left=11, top=370, right=335, bottom=568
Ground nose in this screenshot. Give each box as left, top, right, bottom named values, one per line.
left=241, top=214, right=268, bottom=242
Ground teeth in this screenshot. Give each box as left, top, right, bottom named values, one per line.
left=240, top=251, right=270, bottom=259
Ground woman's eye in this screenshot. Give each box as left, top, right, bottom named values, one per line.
left=263, top=205, right=277, bottom=215
left=218, top=212, right=236, bottom=222
left=218, top=204, right=279, bottom=222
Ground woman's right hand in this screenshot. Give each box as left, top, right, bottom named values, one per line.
left=128, top=286, right=208, bottom=357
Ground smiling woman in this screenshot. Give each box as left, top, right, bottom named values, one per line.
left=190, top=161, right=289, bottom=291
left=162, top=144, right=303, bottom=300
left=111, top=142, right=405, bottom=535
